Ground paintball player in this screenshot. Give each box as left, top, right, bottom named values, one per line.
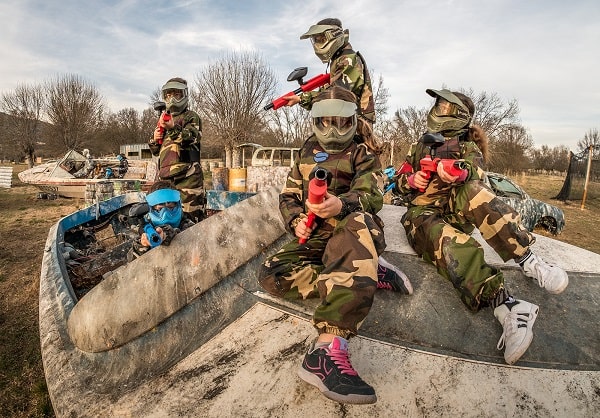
left=149, top=77, right=205, bottom=221
left=390, top=88, right=569, bottom=365
left=258, top=86, right=411, bottom=405
left=283, top=18, right=375, bottom=125
left=127, top=180, right=195, bottom=262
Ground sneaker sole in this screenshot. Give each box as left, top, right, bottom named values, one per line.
left=378, top=256, right=413, bottom=295
left=297, top=367, right=377, bottom=404
left=504, top=305, right=539, bottom=365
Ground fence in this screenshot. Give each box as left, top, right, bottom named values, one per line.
left=0, top=166, right=13, bottom=189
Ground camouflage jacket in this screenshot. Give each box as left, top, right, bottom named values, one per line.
left=149, top=109, right=202, bottom=154
left=300, top=43, right=375, bottom=123
left=280, top=134, right=383, bottom=234
left=149, top=109, right=202, bottom=179
left=395, top=135, right=486, bottom=208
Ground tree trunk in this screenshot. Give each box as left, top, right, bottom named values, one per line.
left=224, top=144, right=233, bottom=168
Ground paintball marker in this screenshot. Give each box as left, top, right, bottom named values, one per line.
left=299, top=167, right=329, bottom=245
left=144, top=223, right=163, bottom=248
left=153, top=101, right=172, bottom=145
left=264, top=67, right=330, bottom=111
left=418, top=132, right=465, bottom=192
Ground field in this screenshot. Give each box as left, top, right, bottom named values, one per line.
left=0, top=166, right=598, bottom=417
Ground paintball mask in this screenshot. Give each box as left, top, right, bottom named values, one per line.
left=311, top=98, right=357, bottom=154
left=425, top=88, right=472, bottom=136
left=161, top=80, right=189, bottom=115
left=146, top=188, right=183, bottom=228
left=300, top=24, right=348, bottom=63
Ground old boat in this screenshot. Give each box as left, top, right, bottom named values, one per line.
left=39, top=188, right=599, bottom=417
left=18, top=149, right=157, bottom=198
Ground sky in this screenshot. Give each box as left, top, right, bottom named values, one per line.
left=1, top=0, right=599, bottom=152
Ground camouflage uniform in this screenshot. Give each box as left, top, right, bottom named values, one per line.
left=149, top=109, right=205, bottom=221
left=260, top=135, right=386, bottom=338
left=394, top=136, right=535, bottom=311
left=299, top=44, right=375, bottom=124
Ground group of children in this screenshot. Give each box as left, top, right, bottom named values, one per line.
left=139, top=17, right=569, bottom=407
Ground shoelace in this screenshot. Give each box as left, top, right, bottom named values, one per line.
left=327, top=347, right=358, bottom=376
left=534, top=262, right=552, bottom=288
left=496, top=311, right=536, bottom=350
left=377, top=281, right=393, bottom=290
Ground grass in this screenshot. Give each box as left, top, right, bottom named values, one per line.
left=0, top=165, right=598, bottom=417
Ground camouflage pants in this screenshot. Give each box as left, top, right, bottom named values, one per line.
left=260, top=212, right=386, bottom=338
left=171, top=162, right=206, bottom=222
left=401, top=180, right=534, bottom=311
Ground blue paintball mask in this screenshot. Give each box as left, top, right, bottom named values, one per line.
left=145, top=188, right=182, bottom=227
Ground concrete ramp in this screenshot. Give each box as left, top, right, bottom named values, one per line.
left=42, top=198, right=600, bottom=417
left=95, top=302, right=599, bottom=417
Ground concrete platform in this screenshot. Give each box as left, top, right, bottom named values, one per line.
left=95, top=303, right=599, bottom=417
left=42, top=195, right=600, bottom=417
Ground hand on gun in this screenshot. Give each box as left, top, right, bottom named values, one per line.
left=415, top=158, right=467, bottom=192
left=153, top=111, right=173, bottom=145
left=264, top=71, right=330, bottom=111
left=142, top=224, right=164, bottom=248
left=298, top=167, right=330, bottom=244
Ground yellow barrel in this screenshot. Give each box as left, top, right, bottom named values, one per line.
left=211, top=167, right=229, bottom=191
left=228, top=168, right=247, bottom=192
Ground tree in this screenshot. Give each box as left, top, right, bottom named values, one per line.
left=45, top=74, right=104, bottom=151
left=265, top=105, right=311, bottom=148
left=0, top=83, right=45, bottom=166
left=488, top=124, right=533, bottom=174
left=577, top=128, right=600, bottom=158
left=193, top=51, right=277, bottom=167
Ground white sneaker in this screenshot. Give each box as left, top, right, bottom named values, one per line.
left=521, top=253, right=568, bottom=294
left=494, top=299, right=539, bottom=365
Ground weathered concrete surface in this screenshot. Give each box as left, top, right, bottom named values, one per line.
left=94, top=303, right=600, bottom=417
left=40, top=193, right=600, bottom=417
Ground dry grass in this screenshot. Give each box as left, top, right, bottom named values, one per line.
left=0, top=166, right=597, bottom=417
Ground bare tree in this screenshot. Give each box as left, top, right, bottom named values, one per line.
left=488, top=124, right=533, bottom=174
left=371, top=71, right=389, bottom=124
left=193, top=51, right=277, bottom=167
left=529, top=144, right=569, bottom=173
left=45, top=74, right=104, bottom=151
left=577, top=128, right=600, bottom=158
left=265, top=105, right=311, bottom=148
left=1, top=83, right=45, bottom=166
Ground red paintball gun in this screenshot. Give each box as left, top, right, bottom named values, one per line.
left=264, top=67, right=330, bottom=111
left=153, top=101, right=172, bottom=145
left=418, top=132, right=466, bottom=192
left=299, top=167, right=329, bottom=244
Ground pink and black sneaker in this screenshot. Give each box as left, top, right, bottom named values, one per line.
left=297, top=336, right=377, bottom=404
left=377, top=256, right=413, bottom=294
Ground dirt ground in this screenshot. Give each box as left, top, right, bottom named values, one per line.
left=0, top=166, right=598, bottom=417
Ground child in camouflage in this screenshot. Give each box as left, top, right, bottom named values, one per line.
left=392, top=88, right=568, bottom=365
left=259, top=86, right=411, bottom=404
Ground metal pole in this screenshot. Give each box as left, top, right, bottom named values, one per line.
left=580, top=145, right=593, bottom=210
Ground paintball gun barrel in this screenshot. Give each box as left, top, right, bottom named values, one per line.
left=299, top=167, right=329, bottom=245
left=144, top=223, right=163, bottom=248
left=264, top=67, right=330, bottom=111
left=153, top=101, right=172, bottom=145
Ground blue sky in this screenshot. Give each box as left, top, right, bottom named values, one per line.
left=2, top=0, right=599, bottom=151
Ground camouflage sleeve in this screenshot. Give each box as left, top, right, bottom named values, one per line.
left=335, top=143, right=383, bottom=217
left=164, top=110, right=201, bottom=147
left=459, top=140, right=486, bottom=181
left=299, top=91, right=315, bottom=111
left=330, top=52, right=365, bottom=99
left=279, top=163, right=305, bottom=233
